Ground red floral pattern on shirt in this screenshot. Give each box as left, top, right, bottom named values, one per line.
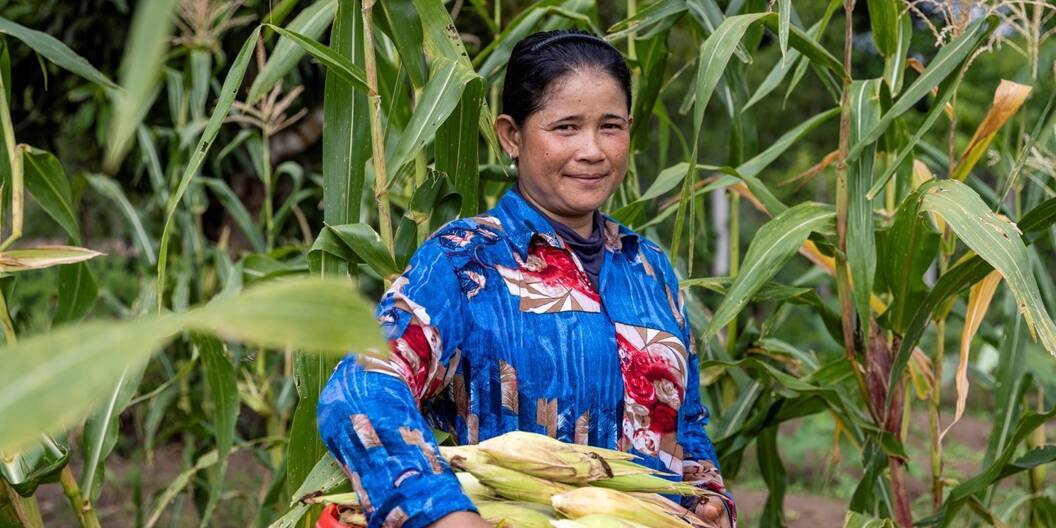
left=496, top=236, right=601, bottom=313
left=615, top=322, right=689, bottom=472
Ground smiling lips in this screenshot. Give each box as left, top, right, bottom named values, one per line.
left=565, top=172, right=609, bottom=180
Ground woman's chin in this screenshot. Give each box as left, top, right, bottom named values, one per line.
left=560, top=177, right=618, bottom=210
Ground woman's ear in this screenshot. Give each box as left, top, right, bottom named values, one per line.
left=494, top=114, right=521, bottom=160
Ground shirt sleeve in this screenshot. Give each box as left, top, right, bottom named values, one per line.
left=659, top=258, right=737, bottom=526
left=317, top=240, right=476, bottom=528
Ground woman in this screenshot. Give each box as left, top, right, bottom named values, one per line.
left=318, top=29, right=735, bottom=528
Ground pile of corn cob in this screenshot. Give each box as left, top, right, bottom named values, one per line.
left=315, top=431, right=723, bottom=527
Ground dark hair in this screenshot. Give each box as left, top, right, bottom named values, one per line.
left=501, top=29, right=632, bottom=127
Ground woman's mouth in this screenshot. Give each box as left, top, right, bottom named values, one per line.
left=565, top=172, right=608, bottom=181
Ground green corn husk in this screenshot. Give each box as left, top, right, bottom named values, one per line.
left=448, top=450, right=575, bottom=505
left=606, top=459, right=675, bottom=477
left=475, top=501, right=555, bottom=528
left=478, top=439, right=613, bottom=484
left=457, top=471, right=497, bottom=501
left=550, top=514, right=652, bottom=527
left=551, top=487, right=704, bottom=528
left=300, top=491, right=362, bottom=506
left=591, top=474, right=706, bottom=496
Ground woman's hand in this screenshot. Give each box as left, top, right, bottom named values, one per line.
left=429, top=511, right=492, bottom=528
left=698, top=496, right=732, bottom=528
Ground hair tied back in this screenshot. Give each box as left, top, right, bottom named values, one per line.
left=529, top=32, right=612, bottom=53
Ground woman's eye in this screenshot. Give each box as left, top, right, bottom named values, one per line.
left=555, top=124, right=576, bottom=131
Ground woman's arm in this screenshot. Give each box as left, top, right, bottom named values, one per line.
left=644, top=247, right=736, bottom=527
left=318, top=241, right=479, bottom=528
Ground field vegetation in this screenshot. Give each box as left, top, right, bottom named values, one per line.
left=0, top=0, right=1054, bottom=527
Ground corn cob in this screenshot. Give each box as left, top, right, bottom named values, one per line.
left=483, top=431, right=638, bottom=461
left=475, top=501, right=556, bottom=528
left=606, top=459, right=675, bottom=477
left=448, top=449, right=575, bottom=505
left=478, top=438, right=613, bottom=484
left=550, top=487, right=699, bottom=528
left=457, top=471, right=497, bottom=501
left=440, top=444, right=491, bottom=465
left=591, top=474, right=706, bottom=496
left=627, top=493, right=713, bottom=528
left=549, top=514, right=652, bottom=527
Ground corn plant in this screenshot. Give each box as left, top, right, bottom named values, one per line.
left=0, top=1, right=1054, bottom=527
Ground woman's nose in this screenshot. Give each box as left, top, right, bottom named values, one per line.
left=575, top=131, right=605, bottom=163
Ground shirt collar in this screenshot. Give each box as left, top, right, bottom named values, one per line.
left=492, top=186, right=640, bottom=258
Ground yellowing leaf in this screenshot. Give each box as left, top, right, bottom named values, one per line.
left=941, top=270, right=1002, bottom=443
left=952, top=80, right=1032, bottom=181
left=0, top=245, right=104, bottom=273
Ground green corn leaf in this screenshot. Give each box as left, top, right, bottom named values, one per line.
left=777, top=0, right=790, bottom=64
left=475, top=0, right=593, bottom=81
left=848, top=79, right=882, bottom=327
left=882, top=8, right=912, bottom=94
left=201, top=177, right=266, bottom=253
left=609, top=0, right=686, bottom=40
left=920, top=180, right=1056, bottom=357
left=80, top=362, right=145, bottom=501
left=104, top=0, right=178, bottom=171
left=843, top=510, right=897, bottom=528
left=981, top=317, right=1028, bottom=505
left=847, top=15, right=997, bottom=164
left=866, top=72, right=963, bottom=199
left=918, top=409, right=1056, bottom=527
left=0, top=434, right=69, bottom=497
left=52, top=262, right=98, bottom=325
left=146, top=450, right=219, bottom=528
left=630, top=30, right=671, bottom=153
left=878, top=185, right=940, bottom=333
left=0, top=277, right=385, bottom=453
left=436, top=77, right=485, bottom=216
left=310, top=223, right=400, bottom=278
left=759, top=13, right=846, bottom=82
left=758, top=425, right=787, bottom=526
left=411, top=0, right=501, bottom=159
left=744, top=0, right=840, bottom=112
left=248, top=0, right=338, bottom=104
left=321, top=0, right=370, bottom=236
left=0, top=17, right=117, bottom=89
left=884, top=194, right=1056, bottom=412
left=85, top=173, right=157, bottom=265
left=263, top=24, right=370, bottom=93
left=157, top=26, right=260, bottom=313
left=21, top=146, right=78, bottom=243
left=378, top=0, right=428, bottom=88
left=705, top=202, right=836, bottom=336
left=195, top=334, right=239, bottom=528
left=867, top=0, right=900, bottom=57
left=384, top=58, right=480, bottom=182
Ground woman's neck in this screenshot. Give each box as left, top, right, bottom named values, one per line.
left=515, top=182, right=595, bottom=238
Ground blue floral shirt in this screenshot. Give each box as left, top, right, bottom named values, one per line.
left=318, top=188, right=735, bottom=528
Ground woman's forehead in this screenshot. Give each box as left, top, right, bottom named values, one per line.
left=533, top=70, right=629, bottom=118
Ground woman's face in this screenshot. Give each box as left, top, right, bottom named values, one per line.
left=496, top=68, right=632, bottom=224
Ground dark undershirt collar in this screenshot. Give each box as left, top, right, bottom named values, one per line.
left=512, top=182, right=605, bottom=291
